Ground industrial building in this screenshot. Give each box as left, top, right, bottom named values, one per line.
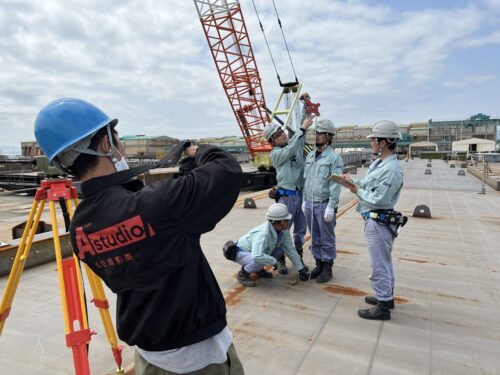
left=335, top=114, right=499, bottom=156
left=16, top=114, right=500, bottom=162
left=119, top=135, right=179, bottom=159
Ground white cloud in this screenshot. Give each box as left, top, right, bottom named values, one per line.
left=0, top=0, right=499, bottom=150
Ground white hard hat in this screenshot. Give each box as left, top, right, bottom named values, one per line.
left=316, top=119, right=335, bottom=134
left=266, top=203, right=292, bottom=221
left=367, top=120, right=402, bottom=139
left=263, top=124, right=282, bottom=142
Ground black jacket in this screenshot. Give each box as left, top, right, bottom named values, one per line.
left=69, top=145, right=242, bottom=350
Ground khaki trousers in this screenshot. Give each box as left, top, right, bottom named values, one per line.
left=134, top=343, right=245, bottom=375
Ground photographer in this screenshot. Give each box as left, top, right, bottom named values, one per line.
left=34, top=98, right=245, bottom=374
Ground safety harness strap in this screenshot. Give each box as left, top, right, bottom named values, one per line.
left=81, top=140, right=192, bottom=197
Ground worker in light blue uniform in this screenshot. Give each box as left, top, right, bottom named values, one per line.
left=224, top=203, right=310, bottom=287
left=263, top=113, right=314, bottom=274
left=302, top=119, right=344, bottom=283
left=343, top=120, right=404, bottom=320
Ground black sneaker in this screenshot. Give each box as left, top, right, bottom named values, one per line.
left=256, top=269, right=273, bottom=279
left=365, top=296, right=394, bottom=309
left=358, top=305, right=391, bottom=320
left=237, top=268, right=256, bottom=287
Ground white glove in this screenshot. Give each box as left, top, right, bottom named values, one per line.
left=301, top=201, right=306, bottom=213
left=324, top=206, right=335, bottom=222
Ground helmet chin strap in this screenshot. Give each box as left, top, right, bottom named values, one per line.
left=316, top=142, right=327, bottom=151
left=105, top=125, right=120, bottom=163
left=372, top=138, right=382, bottom=155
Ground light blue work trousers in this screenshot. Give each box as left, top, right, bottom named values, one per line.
left=364, top=218, right=395, bottom=301
left=279, top=194, right=307, bottom=250
left=303, top=201, right=336, bottom=261
left=235, top=247, right=284, bottom=273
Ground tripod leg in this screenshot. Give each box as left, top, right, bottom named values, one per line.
left=49, top=200, right=73, bottom=333
left=68, top=197, right=123, bottom=373
left=84, top=264, right=124, bottom=373
left=62, top=257, right=92, bottom=375
left=0, top=199, right=45, bottom=334
left=51, top=200, right=94, bottom=375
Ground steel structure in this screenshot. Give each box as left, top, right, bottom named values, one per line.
left=194, top=0, right=271, bottom=158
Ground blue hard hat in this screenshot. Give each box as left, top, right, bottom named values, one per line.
left=34, top=98, right=117, bottom=162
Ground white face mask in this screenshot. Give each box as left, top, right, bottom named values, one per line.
left=113, top=148, right=129, bottom=172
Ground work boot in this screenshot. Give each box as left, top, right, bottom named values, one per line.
left=358, top=301, right=391, bottom=320
left=256, top=268, right=273, bottom=279
left=237, top=267, right=256, bottom=287
left=310, top=259, right=323, bottom=279
left=275, top=255, right=288, bottom=275
left=365, top=296, right=394, bottom=309
left=296, top=247, right=309, bottom=272
left=316, top=260, right=333, bottom=283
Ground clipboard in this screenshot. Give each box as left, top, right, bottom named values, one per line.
left=328, top=174, right=357, bottom=189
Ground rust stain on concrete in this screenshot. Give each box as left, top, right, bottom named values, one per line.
left=394, top=296, right=409, bottom=304
left=436, top=292, right=479, bottom=303
left=399, top=257, right=449, bottom=266
left=399, top=257, right=429, bottom=264
left=224, top=285, right=246, bottom=306
left=275, top=300, right=319, bottom=312
left=322, top=284, right=368, bottom=297
left=232, top=327, right=274, bottom=342
left=337, top=249, right=359, bottom=255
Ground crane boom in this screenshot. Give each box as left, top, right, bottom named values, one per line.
left=194, top=0, right=271, bottom=158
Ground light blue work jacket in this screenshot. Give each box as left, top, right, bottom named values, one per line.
left=303, top=146, right=344, bottom=208
left=237, top=221, right=303, bottom=271
left=270, top=129, right=306, bottom=191
left=352, top=154, right=403, bottom=213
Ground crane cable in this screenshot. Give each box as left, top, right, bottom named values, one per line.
left=271, top=0, right=298, bottom=83
left=250, top=0, right=298, bottom=86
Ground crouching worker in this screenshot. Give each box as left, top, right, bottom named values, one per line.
left=223, top=203, right=310, bottom=287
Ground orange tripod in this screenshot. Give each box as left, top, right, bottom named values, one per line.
left=0, top=178, right=124, bottom=375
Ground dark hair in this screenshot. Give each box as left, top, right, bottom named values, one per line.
left=376, top=138, right=397, bottom=151
left=68, top=126, right=118, bottom=179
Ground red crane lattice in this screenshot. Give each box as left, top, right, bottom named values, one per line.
left=195, top=0, right=271, bottom=157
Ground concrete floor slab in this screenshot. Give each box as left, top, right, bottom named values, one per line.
left=1, top=159, right=500, bottom=374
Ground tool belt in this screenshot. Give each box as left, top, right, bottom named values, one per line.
left=268, top=187, right=301, bottom=203
left=362, top=209, right=408, bottom=238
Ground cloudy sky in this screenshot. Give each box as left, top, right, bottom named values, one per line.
left=1, top=0, right=499, bottom=153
